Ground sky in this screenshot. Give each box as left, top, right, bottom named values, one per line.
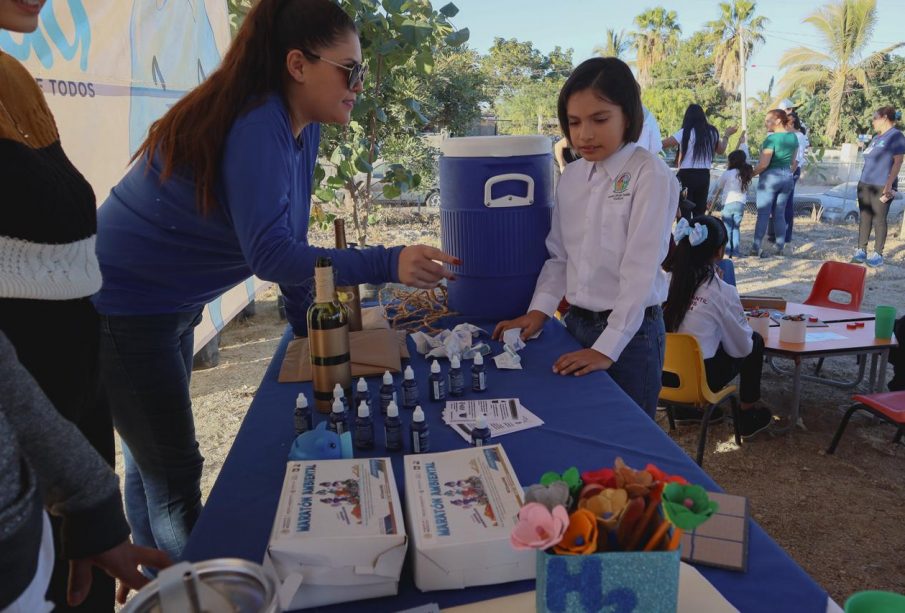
left=446, top=0, right=904, bottom=98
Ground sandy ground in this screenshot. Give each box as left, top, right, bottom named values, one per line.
left=116, top=209, right=905, bottom=604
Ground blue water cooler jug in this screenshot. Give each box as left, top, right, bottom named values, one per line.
left=439, top=136, right=553, bottom=320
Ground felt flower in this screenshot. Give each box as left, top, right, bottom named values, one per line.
left=540, top=467, right=582, bottom=498
left=661, top=483, right=719, bottom=531
left=613, top=457, right=654, bottom=498
left=579, top=482, right=604, bottom=500
left=553, top=509, right=599, bottom=555
left=578, top=488, right=629, bottom=531
left=510, top=503, right=569, bottom=551
left=580, top=467, right=617, bottom=489
left=644, top=465, right=688, bottom=503
left=524, top=481, right=571, bottom=511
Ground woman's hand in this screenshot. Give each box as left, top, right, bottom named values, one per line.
left=552, top=348, right=613, bottom=376
left=725, top=125, right=739, bottom=137
left=398, top=245, right=459, bottom=288
left=492, top=310, right=548, bottom=341
left=68, top=540, right=172, bottom=606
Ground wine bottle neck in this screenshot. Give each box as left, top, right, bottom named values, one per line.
left=334, top=219, right=347, bottom=249
left=314, top=266, right=335, bottom=303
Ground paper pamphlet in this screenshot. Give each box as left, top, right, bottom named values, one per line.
left=442, top=399, right=544, bottom=442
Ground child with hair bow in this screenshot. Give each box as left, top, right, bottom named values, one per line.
left=663, top=215, right=773, bottom=438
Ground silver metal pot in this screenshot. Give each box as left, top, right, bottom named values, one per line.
left=123, top=559, right=279, bottom=613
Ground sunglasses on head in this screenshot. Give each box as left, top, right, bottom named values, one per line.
left=300, top=49, right=366, bottom=89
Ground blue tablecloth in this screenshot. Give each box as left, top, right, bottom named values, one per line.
left=183, top=319, right=828, bottom=612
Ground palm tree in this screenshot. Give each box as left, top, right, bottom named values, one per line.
left=706, top=0, right=768, bottom=94
left=777, top=0, right=904, bottom=144
left=631, top=8, right=681, bottom=87
left=593, top=29, right=631, bottom=59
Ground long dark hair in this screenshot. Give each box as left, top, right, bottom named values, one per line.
left=727, top=150, right=753, bottom=192
left=679, top=104, right=718, bottom=164
left=663, top=216, right=728, bottom=332
left=133, top=0, right=356, bottom=215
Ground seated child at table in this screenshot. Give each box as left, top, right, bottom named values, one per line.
left=494, top=57, right=679, bottom=419
left=663, top=215, right=773, bottom=439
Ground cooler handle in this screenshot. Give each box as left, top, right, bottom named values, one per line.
left=484, top=173, right=534, bottom=208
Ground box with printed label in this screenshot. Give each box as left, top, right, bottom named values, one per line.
left=265, top=458, right=406, bottom=610
left=403, top=444, right=535, bottom=591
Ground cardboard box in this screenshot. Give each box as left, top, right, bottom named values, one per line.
left=403, top=445, right=535, bottom=591
left=266, top=458, right=407, bottom=610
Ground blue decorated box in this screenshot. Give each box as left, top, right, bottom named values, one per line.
left=535, top=548, right=680, bottom=613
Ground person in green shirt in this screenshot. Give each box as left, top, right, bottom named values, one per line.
left=749, top=109, right=798, bottom=257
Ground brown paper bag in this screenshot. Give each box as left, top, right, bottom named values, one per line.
left=279, top=328, right=408, bottom=383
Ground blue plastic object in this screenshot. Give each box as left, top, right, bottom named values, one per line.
left=288, top=421, right=353, bottom=461
left=440, top=136, right=554, bottom=320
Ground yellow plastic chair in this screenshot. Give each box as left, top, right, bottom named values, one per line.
left=660, top=333, right=741, bottom=466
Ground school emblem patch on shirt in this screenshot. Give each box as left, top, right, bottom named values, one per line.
left=614, top=172, right=631, bottom=193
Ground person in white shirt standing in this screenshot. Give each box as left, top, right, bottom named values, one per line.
left=493, top=57, right=679, bottom=419
left=662, top=104, right=737, bottom=217
left=708, top=135, right=753, bottom=257
left=662, top=215, right=773, bottom=438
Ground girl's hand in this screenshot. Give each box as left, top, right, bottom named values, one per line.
left=553, top=348, right=613, bottom=376
left=68, top=540, right=172, bottom=606
left=725, top=125, right=739, bottom=137
left=738, top=130, right=746, bottom=144
left=492, top=310, right=548, bottom=341
left=398, top=246, right=459, bottom=288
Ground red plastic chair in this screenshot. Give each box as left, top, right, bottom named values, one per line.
left=803, top=261, right=866, bottom=312
left=827, top=392, right=905, bottom=454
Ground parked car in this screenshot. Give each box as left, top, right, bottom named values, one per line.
left=808, top=181, right=905, bottom=224
left=369, top=162, right=440, bottom=208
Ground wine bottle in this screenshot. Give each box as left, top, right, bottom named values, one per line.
left=334, top=219, right=363, bottom=332
left=307, top=257, right=352, bottom=413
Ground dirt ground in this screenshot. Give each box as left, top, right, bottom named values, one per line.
left=121, top=210, right=905, bottom=605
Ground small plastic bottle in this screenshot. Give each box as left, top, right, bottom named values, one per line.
left=448, top=355, right=465, bottom=397
left=379, top=370, right=397, bottom=416
left=353, top=377, right=370, bottom=412
left=333, top=383, right=349, bottom=412
left=354, top=400, right=375, bottom=450
left=471, top=414, right=492, bottom=447
left=327, top=397, right=347, bottom=436
left=428, top=360, right=447, bottom=402
left=401, top=365, right=419, bottom=410
left=293, top=392, right=312, bottom=435
left=384, top=401, right=402, bottom=452
left=471, top=353, right=487, bottom=392
left=410, top=405, right=430, bottom=454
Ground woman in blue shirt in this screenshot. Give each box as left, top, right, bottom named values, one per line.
left=852, top=106, right=905, bottom=267
left=94, top=0, right=455, bottom=560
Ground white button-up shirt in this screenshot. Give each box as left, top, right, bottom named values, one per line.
left=528, top=143, right=679, bottom=361
left=677, top=274, right=754, bottom=360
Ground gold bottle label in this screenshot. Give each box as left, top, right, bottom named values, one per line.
left=310, top=325, right=351, bottom=413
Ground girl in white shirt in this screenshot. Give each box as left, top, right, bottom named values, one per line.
left=662, top=215, right=773, bottom=438
left=710, top=140, right=753, bottom=257
left=661, top=104, right=736, bottom=217
left=494, top=57, right=679, bottom=419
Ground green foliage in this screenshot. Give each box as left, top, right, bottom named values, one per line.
left=777, top=0, right=905, bottom=145
left=316, top=0, right=468, bottom=245
left=705, top=0, right=768, bottom=94
left=480, top=38, right=570, bottom=107
left=593, top=29, right=632, bottom=60
left=226, top=0, right=253, bottom=35
left=632, top=7, right=681, bottom=87
left=410, top=48, right=490, bottom=136
left=497, top=78, right=565, bottom=136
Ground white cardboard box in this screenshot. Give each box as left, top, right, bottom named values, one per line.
left=403, top=445, right=535, bottom=591
left=266, top=458, right=407, bottom=610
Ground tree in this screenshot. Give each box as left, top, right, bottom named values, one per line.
left=481, top=37, right=556, bottom=105
left=593, top=29, right=631, bottom=59
left=705, top=0, right=768, bottom=94
left=631, top=7, right=681, bottom=87
left=226, top=0, right=253, bottom=35
left=405, top=47, right=490, bottom=136
left=496, top=78, right=565, bottom=135
left=777, top=0, right=904, bottom=145
left=315, top=0, right=468, bottom=245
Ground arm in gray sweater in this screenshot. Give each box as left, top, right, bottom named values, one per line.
left=0, top=331, right=130, bottom=607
